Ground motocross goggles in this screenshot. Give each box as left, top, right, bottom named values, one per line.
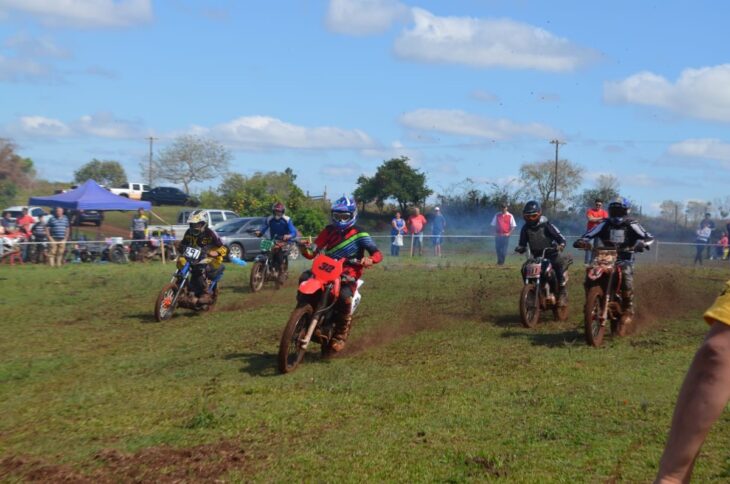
left=332, top=211, right=354, bottom=222
left=523, top=212, right=540, bottom=222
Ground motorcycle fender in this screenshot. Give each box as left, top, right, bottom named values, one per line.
left=299, top=278, right=323, bottom=295
left=587, top=268, right=604, bottom=280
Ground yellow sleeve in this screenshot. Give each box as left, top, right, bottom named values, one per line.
left=704, top=280, right=730, bottom=326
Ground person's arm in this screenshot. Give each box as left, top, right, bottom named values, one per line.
left=546, top=223, right=567, bottom=247
left=507, top=214, right=517, bottom=236
left=359, top=232, right=383, bottom=267
left=286, top=217, right=297, bottom=240
left=490, top=214, right=497, bottom=227
left=63, top=217, right=70, bottom=241
left=656, top=322, right=730, bottom=483
left=630, top=221, right=655, bottom=247
left=515, top=225, right=528, bottom=252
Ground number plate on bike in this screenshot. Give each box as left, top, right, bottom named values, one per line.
left=183, top=246, right=202, bottom=259
left=525, top=263, right=541, bottom=278
left=259, top=239, right=274, bottom=252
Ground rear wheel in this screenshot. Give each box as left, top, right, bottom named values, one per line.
left=275, top=257, right=289, bottom=289
left=278, top=304, right=313, bottom=374
left=584, top=285, right=606, bottom=347
left=249, top=261, right=265, bottom=292
left=519, top=283, right=541, bottom=328
left=155, top=283, right=179, bottom=321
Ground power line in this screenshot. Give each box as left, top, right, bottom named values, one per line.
left=145, top=136, right=158, bottom=187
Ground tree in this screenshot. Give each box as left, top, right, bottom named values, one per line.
left=216, top=169, right=306, bottom=216
left=575, top=174, right=621, bottom=210
left=0, top=138, right=35, bottom=207
left=519, top=159, right=583, bottom=213
left=354, top=157, right=432, bottom=213
left=686, top=200, right=710, bottom=225
left=659, top=200, right=685, bottom=223
left=152, top=135, right=231, bottom=193
left=74, top=159, right=127, bottom=187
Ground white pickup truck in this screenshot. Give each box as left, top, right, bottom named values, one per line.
left=148, top=209, right=240, bottom=239
left=109, top=182, right=150, bottom=200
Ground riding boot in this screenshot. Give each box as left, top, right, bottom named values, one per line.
left=618, top=290, right=634, bottom=335
left=557, top=285, right=568, bottom=307
left=330, top=313, right=353, bottom=352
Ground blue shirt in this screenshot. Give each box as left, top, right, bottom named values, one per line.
left=259, top=215, right=297, bottom=240
left=391, top=218, right=406, bottom=235
left=432, top=213, right=446, bottom=234
left=47, top=214, right=69, bottom=240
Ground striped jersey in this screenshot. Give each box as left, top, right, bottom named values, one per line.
left=306, top=225, right=382, bottom=278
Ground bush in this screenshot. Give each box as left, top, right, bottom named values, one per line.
left=293, top=206, right=328, bottom=236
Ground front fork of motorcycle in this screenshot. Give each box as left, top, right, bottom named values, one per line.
left=600, top=271, right=615, bottom=326
left=299, top=289, right=330, bottom=350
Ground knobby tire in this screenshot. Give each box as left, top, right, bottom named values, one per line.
left=584, top=285, right=606, bottom=347
left=519, top=283, right=540, bottom=328
left=278, top=304, right=314, bottom=374
left=154, top=282, right=179, bottom=322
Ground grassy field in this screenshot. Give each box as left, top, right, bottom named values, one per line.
left=1, top=256, right=729, bottom=482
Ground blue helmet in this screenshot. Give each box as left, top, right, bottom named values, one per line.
left=608, top=197, right=630, bottom=222
left=331, top=195, right=357, bottom=230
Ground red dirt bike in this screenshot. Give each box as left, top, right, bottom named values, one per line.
left=578, top=242, right=647, bottom=347
left=277, top=253, right=364, bottom=374
left=518, top=247, right=570, bottom=328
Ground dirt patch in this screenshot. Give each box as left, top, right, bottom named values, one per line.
left=1, top=440, right=249, bottom=483
left=632, top=269, right=716, bottom=333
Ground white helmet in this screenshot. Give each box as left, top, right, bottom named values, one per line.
left=188, top=210, right=207, bottom=235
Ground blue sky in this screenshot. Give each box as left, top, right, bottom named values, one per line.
left=2, top=0, right=730, bottom=214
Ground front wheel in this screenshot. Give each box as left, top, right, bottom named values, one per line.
left=155, top=283, right=180, bottom=321
left=519, top=283, right=541, bottom=328
left=278, top=304, right=314, bottom=374
left=249, top=261, right=265, bottom=292
left=584, top=285, right=606, bottom=347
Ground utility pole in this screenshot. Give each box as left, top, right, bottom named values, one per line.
left=146, top=136, right=158, bottom=187
left=549, top=139, right=565, bottom=215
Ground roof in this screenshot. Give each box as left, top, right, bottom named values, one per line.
left=28, top=180, right=152, bottom=211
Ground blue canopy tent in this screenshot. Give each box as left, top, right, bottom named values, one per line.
left=28, top=179, right=151, bottom=211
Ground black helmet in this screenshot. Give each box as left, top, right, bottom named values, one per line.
left=522, top=200, right=542, bottom=225
left=607, top=197, right=630, bottom=222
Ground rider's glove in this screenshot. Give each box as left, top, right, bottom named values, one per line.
left=361, top=256, right=373, bottom=267
left=254, top=230, right=262, bottom=237
left=634, top=241, right=646, bottom=252
left=558, top=244, right=565, bottom=252
left=573, top=239, right=589, bottom=250
left=208, top=250, right=219, bottom=257
left=514, top=246, right=526, bottom=254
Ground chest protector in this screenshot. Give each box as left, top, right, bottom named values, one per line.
left=526, top=224, right=554, bottom=253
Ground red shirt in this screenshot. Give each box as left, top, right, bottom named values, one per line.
left=586, top=208, right=607, bottom=230
left=408, top=214, right=427, bottom=234
left=16, top=215, right=34, bottom=236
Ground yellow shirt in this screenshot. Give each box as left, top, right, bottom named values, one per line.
left=704, top=280, right=730, bottom=325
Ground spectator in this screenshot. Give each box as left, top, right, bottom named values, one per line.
left=45, top=206, right=69, bottom=267
left=16, top=208, right=34, bottom=261
left=1, top=211, right=14, bottom=231
left=716, top=231, right=728, bottom=260
left=694, top=225, right=711, bottom=265
left=31, top=216, right=48, bottom=263
left=130, top=208, right=149, bottom=257
left=431, top=207, right=446, bottom=257
left=700, top=213, right=716, bottom=259
left=490, top=203, right=516, bottom=265
left=390, top=211, right=407, bottom=256
left=408, top=207, right=427, bottom=256
left=585, top=199, right=608, bottom=264
left=655, top=284, right=730, bottom=483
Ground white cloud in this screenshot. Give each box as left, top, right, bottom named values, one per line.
left=326, top=0, right=410, bottom=36
left=0, top=54, right=53, bottom=81
left=604, top=65, right=730, bottom=123
left=399, top=108, right=561, bottom=140
left=320, top=163, right=362, bottom=178
left=4, top=33, right=70, bottom=58
left=0, top=0, right=153, bottom=28
left=668, top=138, right=730, bottom=164
left=393, top=8, right=599, bottom=71
left=470, top=89, right=499, bottom=103
left=200, top=115, right=376, bottom=150
left=9, top=112, right=146, bottom=139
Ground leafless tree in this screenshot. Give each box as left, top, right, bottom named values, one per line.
left=151, top=135, right=231, bottom=193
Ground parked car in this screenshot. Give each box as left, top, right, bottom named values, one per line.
left=142, top=186, right=199, bottom=206
left=109, top=182, right=149, bottom=200
left=2, top=206, right=49, bottom=224
left=68, top=209, right=104, bottom=227
left=148, top=209, right=240, bottom=239
left=214, top=217, right=267, bottom=261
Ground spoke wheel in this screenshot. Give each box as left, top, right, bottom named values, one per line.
left=519, top=283, right=541, bottom=328
left=584, top=285, right=606, bottom=347
left=249, top=261, right=265, bottom=292
left=278, top=304, right=313, bottom=374
left=155, top=283, right=179, bottom=322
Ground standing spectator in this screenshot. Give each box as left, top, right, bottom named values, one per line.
left=16, top=208, right=34, bottom=261
left=716, top=231, right=728, bottom=260
left=585, top=199, right=608, bottom=264
left=1, top=211, right=14, bottom=231
left=490, top=203, right=516, bottom=265
left=694, top=225, right=711, bottom=265
left=700, top=213, right=716, bottom=259
left=130, top=208, right=149, bottom=258
left=31, top=216, right=48, bottom=263
left=45, top=207, right=69, bottom=267
left=431, top=207, right=446, bottom=257
left=390, top=211, right=407, bottom=256
left=655, top=283, right=730, bottom=483
left=408, top=207, right=427, bottom=256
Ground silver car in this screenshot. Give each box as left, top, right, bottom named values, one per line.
left=215, top=216, right=302, bottom=262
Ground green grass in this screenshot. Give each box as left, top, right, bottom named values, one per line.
left=1, top=257, right=729, bottom=482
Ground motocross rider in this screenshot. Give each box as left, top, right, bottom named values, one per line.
left=255, top=202, right=298, bottom=273
left=573, top=197, right=654, bottom=328
left=178, top=211, right=227, bottom=305
left=298, top=195, right=382, bottom=352
left=514, top=201, right=571, bottom=307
